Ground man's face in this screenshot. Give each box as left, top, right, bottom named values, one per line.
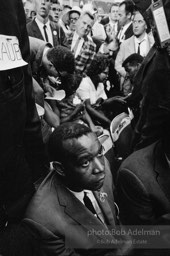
left=50, top=3, right=62, bottom=23
left=42, top=54, right=60, bottom=77
left=125, top=62, right=140, bottom=81
left=133, top=12, right=147, bottom=37
left=118, top=4, right=130, bottom=27
left=96, top=7, right=104, bottom=22
left=62, top=132, right=105, bottom=191
left=76, top=14, right=94, bottom=37
left=104, top=41, right=118, bottom=57
left=24, top=2, right=36, bottom=19
left=110, top=5, right=119, bottom=22
left=69, top=11, right=80, bottom=32
left=34, top=0, right=51, bottom=19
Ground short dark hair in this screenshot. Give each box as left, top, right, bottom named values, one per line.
left=119, top=0, right=135, bottom=15
left=86, top=53, right=110, bottom=78
left=110, top=2, right=119, bottom=13
left=122, top=53, right=144, bottom=67
left=51, top=0, right=61, bottom=4
left=48, top=123, right=91, bottom=162
left=47, top=46, right=75, bottom=74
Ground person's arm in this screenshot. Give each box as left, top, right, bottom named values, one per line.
left=60, top=103, right=84, bottom=123
left=44, top=101, right=60, bottom=128
left=32, top=77, right=44, bottom=107
left=115, top=43, right=127, bottom=78
left=85, top=99, right=111, bottom=126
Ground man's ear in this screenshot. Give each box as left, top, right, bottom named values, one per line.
left=52, top=161, right=66, bottom=177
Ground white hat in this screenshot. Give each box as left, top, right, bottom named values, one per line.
left=64, top=6, right=82, bottom=22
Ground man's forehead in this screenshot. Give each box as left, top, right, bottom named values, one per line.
left=62, top=133, right=99, bottom=151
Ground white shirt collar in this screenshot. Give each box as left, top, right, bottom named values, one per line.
left=68, top=188, right=92, bottom=205
left=134, top=32, right=148, bottom=44
left=35, top=18, right=53, bottom=45
left=35, top=17, right=50, bottom=28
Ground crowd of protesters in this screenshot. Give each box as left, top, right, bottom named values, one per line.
left=0, top=0, right=170, bottom=255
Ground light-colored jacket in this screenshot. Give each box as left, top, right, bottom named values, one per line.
left=115, top=33, right=154, bottom=77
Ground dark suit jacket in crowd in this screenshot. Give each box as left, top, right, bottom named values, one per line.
left=27, top=18, right=68, bottom=47
left=0, top=0, right=48, bottom=223
left=117, top=140, right=170, bottom=225
left=129, top=45, right=170, bottom=149
left=24, top=158, right=131, bottom=255
left=120, top=23, right=133, bottom=41
left=100, top=16, right=109, bottom=26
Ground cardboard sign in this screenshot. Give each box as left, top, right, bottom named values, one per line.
left=0, top=35, right=27, bottom=70
left=151, top=0, right=170, bottom=48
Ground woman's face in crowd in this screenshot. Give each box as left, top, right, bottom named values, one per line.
left=98, top=67, right=109, bottom=83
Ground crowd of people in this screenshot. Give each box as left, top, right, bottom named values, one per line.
left=1, top=0, right=170, bottom=255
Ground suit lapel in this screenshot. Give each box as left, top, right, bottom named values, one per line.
left=124, top=23, right=133, bottom=39
left=154, top=141, right=170, bottom=203
left=94, top=188, right=115, bottom=227
left=32, top=19, right=44, bottom=41
left=50, top=22, right=59, bottom=46
left=56, top=183, right=117, bottom=243
left=57, top=184, right=104, bottom=228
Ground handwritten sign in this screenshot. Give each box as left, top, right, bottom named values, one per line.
left=0, top=35, right=27, bottom=70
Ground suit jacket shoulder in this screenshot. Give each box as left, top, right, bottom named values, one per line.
left=27, top=19, right=44, bottom=41
left=117, top=141, right=170, bottom=224
left=124, top=23, right=133, bottom=40
left=50, top=21, right=68, bottom=47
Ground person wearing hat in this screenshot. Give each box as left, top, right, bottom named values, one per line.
left=66, top=6, right=82, bottom=32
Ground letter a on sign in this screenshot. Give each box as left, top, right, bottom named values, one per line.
left=0, top=35, right=27, bottom=71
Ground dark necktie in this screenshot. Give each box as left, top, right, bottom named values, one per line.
left=137, top=42, right=141, bottom=55
left=43, top=24, right=49, bottom=42
left=83, top=192, right=96, bottom=215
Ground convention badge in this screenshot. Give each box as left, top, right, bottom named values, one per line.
left=151, top=0, right=170, bottom=48
left=0, top=35, right=28, bottom=70
left=53, top=30, right=57, bottom=36
left=99, top=192, right=108, bottom=202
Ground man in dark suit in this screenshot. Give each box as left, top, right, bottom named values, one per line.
left=24, top=123, right=131, bottom=256
left=128, top=0, right=170, bottom=150
left=27, top=0, right=67, bottom=47
left=117, top=0, right=134, bottom=43
left=117, top=68, right=170, bottom=225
